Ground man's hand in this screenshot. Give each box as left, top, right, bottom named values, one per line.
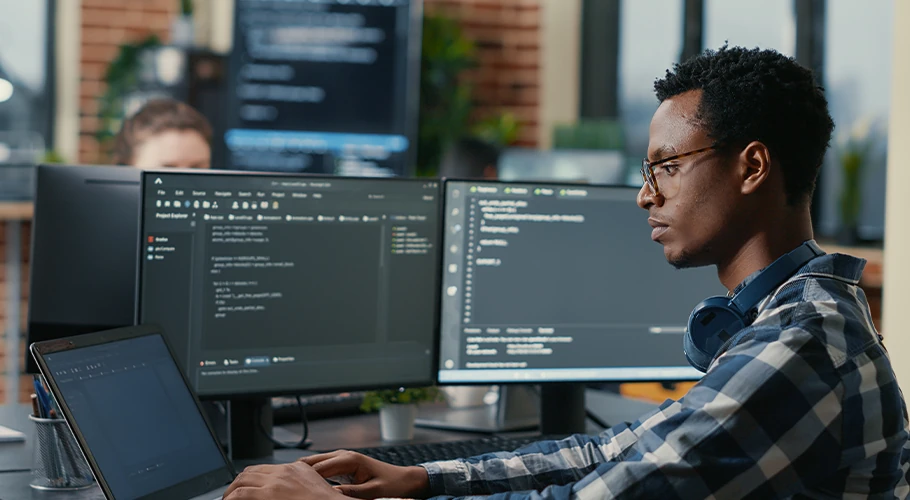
left=223, top=461, right=346, bottom=500
left=302, top=450, right=432, bottom=499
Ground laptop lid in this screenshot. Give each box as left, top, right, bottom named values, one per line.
left=30, top=325, right=235, bottom=500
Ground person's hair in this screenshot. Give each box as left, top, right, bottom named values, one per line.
left=112, top=98, right=213, bottom=165
left=654, top=45, right=834, bottom=206
left=437, top=137, right=501, bottom=179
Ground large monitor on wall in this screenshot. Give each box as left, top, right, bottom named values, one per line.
left=225, top=0, right=421, bottom=176
left=137, top=171, right=441, bottom=399
left=26, top=164, right=141, bottom=373
left=438, top=180, right=726, bottom=384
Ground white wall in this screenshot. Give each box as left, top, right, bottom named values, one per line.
left=193, top=0, right=234, bottom=54
left=538, top=0, right=581, bottom=149
left=882, top=0, right=910, bottom=389
left=53, top=0, right=80, bottom=162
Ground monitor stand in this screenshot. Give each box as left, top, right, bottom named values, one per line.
left=226, top=398, right=275, bottom=461
left=539, top=383, right=586, bottom=435
left=415, top=382, right=662, bottom=437
left=415, top=385, right=540, bottom=433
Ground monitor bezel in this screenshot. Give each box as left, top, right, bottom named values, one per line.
left=435, top=177, right=704, bottom=385
left=136, top=169, right=443, bottom=400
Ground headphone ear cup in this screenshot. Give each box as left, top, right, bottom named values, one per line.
left=683, top=329, right=713, bottom=373
left=685, top=297, right=748, bottom=372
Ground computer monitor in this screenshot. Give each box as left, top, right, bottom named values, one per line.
left=438, top=180, right=725, bottom=432
left=224, top=0, right=421, bottom=176
left=25, top=164, right=141, bottom=374
left=137, top=170, right=441, bottom=456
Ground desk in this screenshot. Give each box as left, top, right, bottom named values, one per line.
left=0, top=405, right=490, bottom=500
left=0, top=391, right=656, bottom=499
left=0, top=404, right=33, bottom=473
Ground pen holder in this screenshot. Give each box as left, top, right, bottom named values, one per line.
left=29, top=415, right=94, bottom=491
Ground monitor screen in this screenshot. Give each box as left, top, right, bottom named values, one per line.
left=26, top=164, right=141, bottom=373
left=224, top=0, right=420, bottom=176
left=138, top=171, right=441, bottom=397
left=438, top=180, right=725, bottom=383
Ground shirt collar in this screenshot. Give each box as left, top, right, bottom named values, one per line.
left=729, top=240, right=866, bottom=296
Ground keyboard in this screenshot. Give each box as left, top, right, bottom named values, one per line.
left=344, top=435, right=562, bottom=467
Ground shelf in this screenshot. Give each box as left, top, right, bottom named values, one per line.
left=0, top=203, right=32, bottom=221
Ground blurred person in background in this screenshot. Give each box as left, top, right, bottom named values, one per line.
left=112, top=98, right=212, bottom=169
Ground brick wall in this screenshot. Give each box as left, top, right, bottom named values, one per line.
left=0, top=221, right=31, bottom=405
left=78, top=0, right=178, bottom=164
left=425, top=0, right=542, bottom=147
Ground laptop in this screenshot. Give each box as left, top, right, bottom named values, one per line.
left=30, top=325, right=235, bottom=500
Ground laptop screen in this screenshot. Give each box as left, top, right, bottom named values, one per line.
left=41, top=333, right=227, bottom=499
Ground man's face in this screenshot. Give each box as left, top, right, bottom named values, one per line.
left=637, top=90, right=743, bottom=268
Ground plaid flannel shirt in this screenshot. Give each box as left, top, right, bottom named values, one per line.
left=421, top=251, right=910, bottom=499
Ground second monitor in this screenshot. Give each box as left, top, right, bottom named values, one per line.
left=438, top=180, right=725, bottom=384
left=138, top=171, right=441, bottom=399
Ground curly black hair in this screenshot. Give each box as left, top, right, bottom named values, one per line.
left=654, top=45, right=834, bottom=206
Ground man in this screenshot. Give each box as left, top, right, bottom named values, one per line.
left=112, top=98, right=212, bottom=169
left=223, top=46, right=910, bottom=499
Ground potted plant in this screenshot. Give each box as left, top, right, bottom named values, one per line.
left=836, top=118, right=878, bottom=246
left=417, top=13, right=520, bottom=176
left=172, top=0, right=195, bottom=47
left=361, top=387, right=442, bottom=441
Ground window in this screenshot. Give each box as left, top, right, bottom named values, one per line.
left=704, top=0, right=796, bottom=56
left=618, top=0, right=683, bottom=169
left=0, top=0, right=53, bottom=164
left=820, top=0, right=893, bottom=240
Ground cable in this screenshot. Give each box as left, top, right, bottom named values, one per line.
left=258, top=396, right=312, bottom=450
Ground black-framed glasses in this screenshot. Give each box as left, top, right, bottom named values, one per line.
left=640, top=143, right=720, bottom=197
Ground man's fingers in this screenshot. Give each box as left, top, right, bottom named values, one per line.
left=334, top=482, right=379, bottom=499
left=241, top=463, right=281, bottom=474
left=229, top=470, right=272, bottom=488
left=300, top=450, right=347, bottom=466
left=311, top=455, right=360, bottom=479
left=223, top=486, right=259, bottom=500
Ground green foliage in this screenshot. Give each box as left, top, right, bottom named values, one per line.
left=95, top=35, right=162, bottom=148
left=41, top=150, right=66, bottom=164
left=360, top=386, right=442, bottom=413
left=552, top=120, right=625, bottom=150
left=837, top=119, right=879, bottom=229
left=471, top=112, right=521, bottom=147
left=839, top=150, right=865, bottom=228
left=417, top=14, right=521, bottom=176
left=417, top=15, right=476, bottom=176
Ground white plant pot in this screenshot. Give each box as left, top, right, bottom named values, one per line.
left=379, top=404, right=418, bottom=441
left=442, top=386, right=492, bottom=408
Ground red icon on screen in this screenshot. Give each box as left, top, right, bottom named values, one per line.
left=147, top=236, right=154, bottom=243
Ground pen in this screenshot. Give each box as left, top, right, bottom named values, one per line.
left=32, top=378, right=48, bottom=418
left=31, top=394, right=40, bottom=418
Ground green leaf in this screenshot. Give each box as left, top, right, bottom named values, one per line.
left=359, top=386, right=443, bottom=413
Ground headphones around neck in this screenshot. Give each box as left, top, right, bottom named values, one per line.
left=684, top=240, right=825, bottom=372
